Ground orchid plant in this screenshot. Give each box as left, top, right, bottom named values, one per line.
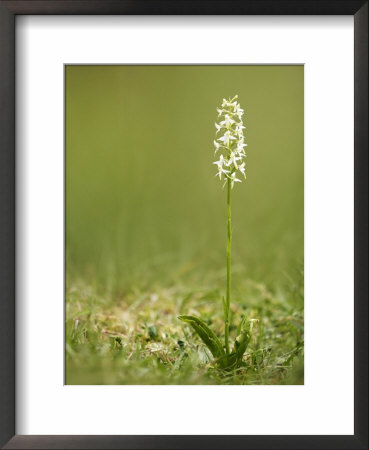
left=179, top=95, right=257, bottom=369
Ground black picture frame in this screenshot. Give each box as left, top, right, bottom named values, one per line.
left=0, top=1, right=367, bottom=449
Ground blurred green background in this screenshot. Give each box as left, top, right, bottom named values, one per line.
left=66, top=65, right=303, bottom=290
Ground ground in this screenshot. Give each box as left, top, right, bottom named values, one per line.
left=66, top=262, right=304, bottom=385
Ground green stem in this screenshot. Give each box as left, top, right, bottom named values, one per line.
left=225, top=177, right=232, bottom=355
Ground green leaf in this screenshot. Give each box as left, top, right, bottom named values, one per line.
left=178, top=315, right=225, bottom=359
left=148, top=325, right=158, bottom=339
left=216, top=352, right=238, bottom=369
left=232, top=319, right=258, bottom=364
left=233, top=329, right=251, bottom=363
left=236, top=315, right=247, bottom=337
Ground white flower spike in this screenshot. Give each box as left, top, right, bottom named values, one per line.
left=213, top=95, right=247, bottom=188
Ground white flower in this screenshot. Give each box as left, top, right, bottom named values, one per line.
left=213, top=154, right=230, bottom=180
left=227, top=152, right=241, bottom=169
left=214, top=154, right=231, bottom=180
left=234, top=104, right=244, bottom=120
left=214, top=140, right=222, bottom=153
left=213, top=154, right=226, bottom=168
left=239, top=162, right=246, bottom=178
left=230, top=172, right=242, bottom=188
left=215, top=122, right=222, bottom=134
left=218, top=130, right=236, bottom=146
left=220, top=114, right=235, bottom=129
left=235, top=123, right=245, bottom=136
left=237, top=141, right=247, bottom=154
left=215, top=167, right=230, bottom=180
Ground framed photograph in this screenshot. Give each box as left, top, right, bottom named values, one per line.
left=0, top=1, right=367, bottom=449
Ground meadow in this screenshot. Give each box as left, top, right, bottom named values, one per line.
left=65, top=65, right=304, bottom=384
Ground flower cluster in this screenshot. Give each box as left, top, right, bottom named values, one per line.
left=213, top=95, right=247, bottom=188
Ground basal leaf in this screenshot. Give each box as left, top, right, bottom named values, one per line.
left=233, top=329, right=251, bottom=363
left=216, top=352, right=238, bottom=369
left=232, top=319, right=258, bottom=364
left=178, top=315, right=225, bottom=359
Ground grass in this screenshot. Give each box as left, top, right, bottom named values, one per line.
left=66, top=259, right=304, bottom=385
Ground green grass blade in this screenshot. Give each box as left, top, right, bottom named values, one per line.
left=178, top=315, right=225, bottom=359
